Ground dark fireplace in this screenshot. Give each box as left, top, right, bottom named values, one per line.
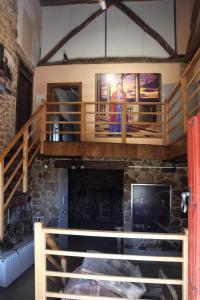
left=131, top=184, right=171, bottom=233
left=68, top=169, right=124, bottom=231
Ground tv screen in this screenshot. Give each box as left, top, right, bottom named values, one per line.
left=131, top=184, right=171, bottom=233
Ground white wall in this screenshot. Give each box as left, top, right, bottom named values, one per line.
left=40, top=0, right=175, bottom=61
left=17, top=0, right=41, bottom=66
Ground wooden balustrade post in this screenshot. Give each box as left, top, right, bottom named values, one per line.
left=121, top=102, right=127, bottom=143
left=40, top=101, right=46, bottom=155
left=181, top=76, right=189, bottom=134
left=164, top=99, right=170, bottom=145
left=23, top=127, right=29, bottom=193
left=0, top=159, right=4, bottom=241
left=81, top=102, right=86, bottom=142
left=35, top=222, right=46, bottom=300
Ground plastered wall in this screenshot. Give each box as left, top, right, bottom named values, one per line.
left=34, top=62, right=181, bottom=107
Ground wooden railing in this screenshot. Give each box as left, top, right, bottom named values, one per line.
left=0, top=103, right=45, bottom=240
left=166, top=48, right=200, bottom=144
left=35, top=222, right=188, bottom=300
left=44, top=48, right=200, bottom=147
left=45, top=101, right=165, bottom=145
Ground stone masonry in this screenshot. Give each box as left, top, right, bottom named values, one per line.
left=29, top=158, right=60, bottom=227
left=0, top=0, right=18, bottom=151
left=0, top=0, right=35, bottom=151
left=29, top=158, right=188, bottom=232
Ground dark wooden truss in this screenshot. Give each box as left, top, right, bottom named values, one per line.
left=39, top=0, right=177, bottom=65
left=40, top=0, right=163, bottom=6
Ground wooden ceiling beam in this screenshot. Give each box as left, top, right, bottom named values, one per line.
left=39, top=6, right=109, bottom=64
left=40, top=0, right=163, bottom=6
left=111, top=0, right=176, bottom=58
left=38, top=56, right=184, bottom=66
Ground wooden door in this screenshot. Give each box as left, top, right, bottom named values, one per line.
left=16, top=61, right=33, bottom=132
left=47, top=83, right=82, bottom=141
left=187, top=112, right=200, bottom=300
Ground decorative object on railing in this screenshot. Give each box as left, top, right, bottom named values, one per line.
left=35, top=222, right=188, bottom=300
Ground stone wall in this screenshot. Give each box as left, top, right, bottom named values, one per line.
left=29, top=158, right=60, bottom=227
left=0, top=0, right=18, bottom=151
left=0, top=0, right=39, bottom=151
left=29, top=158, right=188, bottom=231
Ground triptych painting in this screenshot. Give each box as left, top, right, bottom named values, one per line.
left=96, top=73, right=161, bottom=137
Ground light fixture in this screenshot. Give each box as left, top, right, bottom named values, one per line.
left=43, top=160, right=49, bottom=169
left=99, top=0, right=106, bottom=10
left=63, top=51, right=68, bottom=62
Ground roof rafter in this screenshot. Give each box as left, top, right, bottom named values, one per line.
left=39, top=6, right=110, bottom=64
left=39, top=0, right=176, bottom=65
left=111, top=0, right=176, bottom=57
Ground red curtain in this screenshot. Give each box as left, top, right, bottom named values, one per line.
left=187, top=112, right=200, bottom=300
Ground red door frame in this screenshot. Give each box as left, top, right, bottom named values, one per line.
left=187, top=112, right=200, bottom=300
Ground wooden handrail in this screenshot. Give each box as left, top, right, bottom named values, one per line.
left=0, top=104, right=44, bottom=160
left=182, top=47, right=200, bottom=77
left=47, top=101, right=165, bottom=106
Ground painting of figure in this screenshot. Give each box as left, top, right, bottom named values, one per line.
left=96, top=73, right=161, bottom=138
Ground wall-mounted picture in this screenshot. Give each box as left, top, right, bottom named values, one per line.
left=0, top=44, right=14, bottom=95
left=96, top=73, right=161, bottom=138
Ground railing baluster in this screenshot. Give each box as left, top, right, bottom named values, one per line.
left=181, top=76, right=189, bottom=134
left=164, top=99, right=169, bottom=145
left=81, top=102, right=86, bottom=142
left=0, top=159, right=4, bottom=241
left=40, top=100, right=46, bottom=154
left=23, top=127, right=29, bottom=193
left=121, top=102, right=127, bottom=143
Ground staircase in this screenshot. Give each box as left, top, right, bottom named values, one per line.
left=0, top=104, right=45, bottom=240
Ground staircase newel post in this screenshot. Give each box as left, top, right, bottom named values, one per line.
left=34, top=222, right=46, bottom=300
left=0, top=158, right=4, bottom=241
left=23, top=127, right=29, bottom=193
